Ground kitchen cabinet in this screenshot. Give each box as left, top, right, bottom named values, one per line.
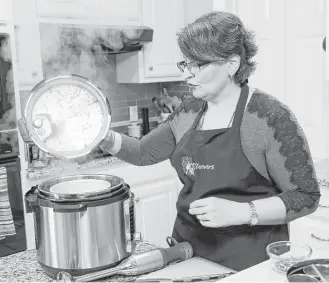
left=12, top=0, right=43, bottom=91
left=35, top=0, right=142, bottom=25
left=0, top=0, right=13, bottom=23
left=13, top=23, right=43, bottom=90
left=116, top=0, right=185, bottom=83
left=132, top=177, right=181, bottom=248
left=219, top=0, right=328, bottom=160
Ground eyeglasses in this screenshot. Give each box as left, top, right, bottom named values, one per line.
left=176, top=59, right=227, bottom=76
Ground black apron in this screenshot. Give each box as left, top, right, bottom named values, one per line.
left=170, top=84, right=288, bottom=271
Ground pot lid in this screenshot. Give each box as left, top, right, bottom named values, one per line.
left=23, top=74, right=111, bottom=159
left=38, top=174, right=124, bottom=202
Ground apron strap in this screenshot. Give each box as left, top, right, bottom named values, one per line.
left=231, top=84, right=249, bottom=129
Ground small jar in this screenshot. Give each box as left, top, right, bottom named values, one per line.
left=128, top=123, right=141, bottom=138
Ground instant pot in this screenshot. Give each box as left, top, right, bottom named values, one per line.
left=18, top=74, right=136, bottom=278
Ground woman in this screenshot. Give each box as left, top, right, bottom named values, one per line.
left=100, top=11, right=320, bottom=271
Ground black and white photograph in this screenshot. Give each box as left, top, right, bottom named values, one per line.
left=0, top=0, right=328, bottom=282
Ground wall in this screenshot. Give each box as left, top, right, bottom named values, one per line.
left=184, top=0, right=214, bottom=24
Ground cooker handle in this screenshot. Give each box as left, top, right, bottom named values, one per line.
left=53, top=203, right=87, bottom=213
left=124, top=193, right=133, bottom=253
left=25, top=186, right=39, bottom=213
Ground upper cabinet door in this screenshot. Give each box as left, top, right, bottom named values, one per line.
left=13, top=0, right=43, bottom=90
left=284, top=0, right=327, bottom=160
left=36, top=0, right=142, bottom=25
left=231, top=0, right=285, bottom=103
left=142, top=0, right=184, bottom=79
left=0, top=0, right=13, bottom=23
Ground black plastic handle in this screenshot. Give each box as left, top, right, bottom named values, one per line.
left=159, top=241, right=193, bottom=266
left=25, top=186, right=39, bottom=213
left=17, top=118, right=33, bottom=143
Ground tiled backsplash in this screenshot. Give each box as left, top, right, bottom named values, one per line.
left=163, top=81, right=192, bottom=100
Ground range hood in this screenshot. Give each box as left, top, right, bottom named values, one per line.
left=90, top=26, right=154, bottom=54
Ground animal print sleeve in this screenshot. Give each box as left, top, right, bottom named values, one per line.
left=248, top=92, right=321, bottom=223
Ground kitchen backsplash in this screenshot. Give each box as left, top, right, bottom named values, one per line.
left=163, top=81, right=192, bottom=101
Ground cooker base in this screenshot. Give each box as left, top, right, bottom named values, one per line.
left=39, top=258, right=126, bottom=279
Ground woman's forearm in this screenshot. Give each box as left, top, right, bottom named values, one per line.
left=99, top=131, right=122, bottom=155
left=253, top=196, right=286, bottom=225
left=100, top=121, right=177, bottom=166
left=240, top=196, right=287, bottom=225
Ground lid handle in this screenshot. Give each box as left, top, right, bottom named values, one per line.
left=32, top=115, right=53, bottom=141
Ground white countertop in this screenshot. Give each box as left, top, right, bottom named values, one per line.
left=220, top=250, right=329, bottom=282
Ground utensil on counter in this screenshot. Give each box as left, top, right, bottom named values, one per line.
left=287, top=258, right=329, bottom=282
left=162, top=88, right=181, bottom=113
left=152, top=88, right=182, bottom=114
left=141, top=107, right=150, bottom=135
left=135, top=272, right=235, bottom=282
left=152, top=96, right=169, bottom=113
left=56, top=237, right=193, bottom=282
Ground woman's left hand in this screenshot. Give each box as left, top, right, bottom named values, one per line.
left=189, top=197, right=250, bottom=228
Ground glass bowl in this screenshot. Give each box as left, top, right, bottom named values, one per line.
left=266, top=241, right=313, bottom=273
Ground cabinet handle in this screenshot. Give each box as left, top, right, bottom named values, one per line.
left=135, top=197, right=140, bottom=203
left=133, top=232, right=142, bottom=241
left=311, top=233, right=329, bottom=242
left=149, top=66, right=154, bottom=71
left=32, top=71, right=38, bottom=78
left=319, top=204, right=329, bottom=208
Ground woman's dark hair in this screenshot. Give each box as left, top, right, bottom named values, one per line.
left=177, top=11, right=258, bottom=84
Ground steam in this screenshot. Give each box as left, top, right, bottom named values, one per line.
left=40, top=24, right=125, bottom=98
left=0, top=35, right=16, bottom=131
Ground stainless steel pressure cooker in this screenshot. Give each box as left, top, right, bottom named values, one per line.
left=25, top=174, right=134, bottom=278
left=18, top=74, right=136, bottom=279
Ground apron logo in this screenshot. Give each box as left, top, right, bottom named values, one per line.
left=182, top=156, right=215, bottom=176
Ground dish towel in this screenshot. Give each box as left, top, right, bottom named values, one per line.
left=0, top=166, right=16, bottom=238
